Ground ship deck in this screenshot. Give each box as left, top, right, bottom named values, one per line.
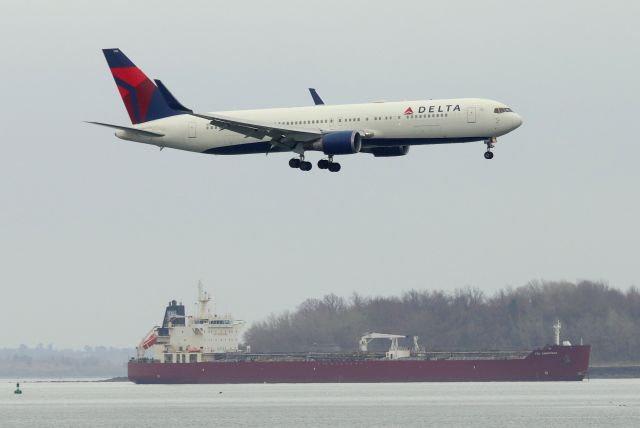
left=134, top=349, right=532, bottom=364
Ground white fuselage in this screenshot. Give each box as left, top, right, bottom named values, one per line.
left=115, top=98, right=523, bottom=155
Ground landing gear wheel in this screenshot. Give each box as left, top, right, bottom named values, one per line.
left=318, top=159, right=329, bottom=169
left=484, top=137, right=496, bottom=160
left=300, top=161, right=312, bottom=171
left=289, top=158, right=301, bottom=168
left=328, top=162, right=341, bottom=172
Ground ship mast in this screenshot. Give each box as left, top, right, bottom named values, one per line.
left=197, top=280, right=211, bottom=320
left=553, top=320, right=561, bottom=346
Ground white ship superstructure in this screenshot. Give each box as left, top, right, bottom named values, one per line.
left=137, top=282, right=244, bottom=363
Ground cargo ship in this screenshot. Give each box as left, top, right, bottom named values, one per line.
left=128, top=284, right=591, bottom=383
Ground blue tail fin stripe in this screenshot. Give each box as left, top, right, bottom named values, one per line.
left=102, top=48, right=135, bottom=68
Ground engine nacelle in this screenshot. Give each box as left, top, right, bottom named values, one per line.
left=365, top=146, right=410, bottom=157
left=313, top=131, right=362, bottom=155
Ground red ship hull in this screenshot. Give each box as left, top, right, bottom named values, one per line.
left=128, top=345, right=590, bottom=384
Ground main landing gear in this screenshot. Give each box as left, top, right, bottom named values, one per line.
left=317, top=156, right=341, bottom=172
left=289, top=155, right=342, bottom=172
left=484, top=137, right=497, bottom=160
left=289, top=155, right=312, bottom=171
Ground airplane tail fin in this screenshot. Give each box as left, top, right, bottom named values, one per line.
left=102, top=48, right=183, bottom=124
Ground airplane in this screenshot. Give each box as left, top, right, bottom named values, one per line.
left=89, top=48, right=523, bottom=172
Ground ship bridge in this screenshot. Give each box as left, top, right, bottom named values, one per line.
left=136, top=282, right=245, bottom=363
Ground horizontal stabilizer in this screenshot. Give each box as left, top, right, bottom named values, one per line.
left=85, top=121, right=165, bottom=137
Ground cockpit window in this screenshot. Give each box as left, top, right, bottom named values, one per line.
left=494, top=107, right=514, bottom=113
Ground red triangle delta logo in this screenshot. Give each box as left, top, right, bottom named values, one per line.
left=404, top=107, right=414, bottom=115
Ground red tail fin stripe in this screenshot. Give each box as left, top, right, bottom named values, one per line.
left=111, top=67, right=156, bottom=123
left=111, top=67, right=148, bottom=86
left=134, top=80, right=155, bottom=123
left=116, top=86, right=136, bottom=123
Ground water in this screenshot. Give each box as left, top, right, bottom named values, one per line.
left=2, top=380, right=639, bottom=427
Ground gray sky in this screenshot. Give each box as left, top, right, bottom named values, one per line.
left=1, top=0, right=638, bottom=348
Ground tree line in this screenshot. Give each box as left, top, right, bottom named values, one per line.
left=244, top=280, right=640, bottom=363
left=0, top=345, right=133, bottom=377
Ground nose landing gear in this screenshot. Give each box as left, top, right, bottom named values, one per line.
left=317, top=156, right=341, bottom=172
left=484, top=137, right=497, bottom=160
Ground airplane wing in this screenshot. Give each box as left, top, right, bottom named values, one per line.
left=191, top=113, right=322, bottom=149
left=85, top=121, right=165, bottom=137
left=147, top=79, right=321, bottom=149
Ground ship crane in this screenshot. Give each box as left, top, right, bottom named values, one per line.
left=359, top=333, right=419, bottom=360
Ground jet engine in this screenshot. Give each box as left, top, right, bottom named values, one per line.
left=311, top=131, right=362, bottom=155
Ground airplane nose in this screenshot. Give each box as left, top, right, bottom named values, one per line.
left=512, top=114, right=523, bottom=129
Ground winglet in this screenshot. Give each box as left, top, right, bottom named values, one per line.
left=309, top=88, right=325, bottom=105
left=154, top=79, right=193, bottom=113
left=101, top=48, right=182, bottom=124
